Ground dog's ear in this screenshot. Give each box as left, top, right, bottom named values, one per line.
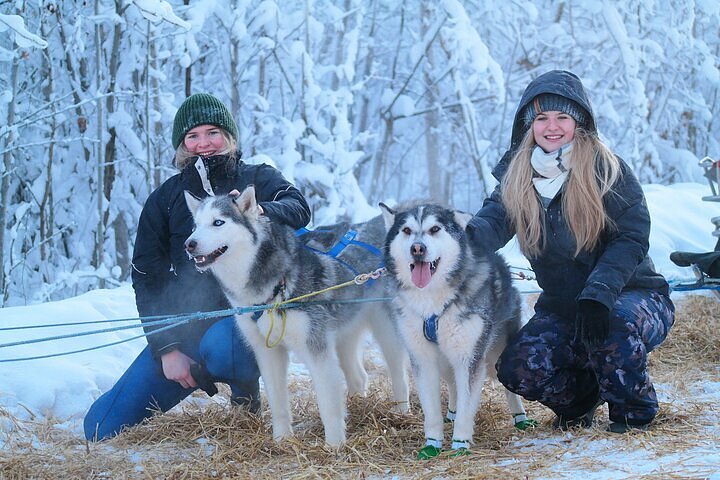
left=233, top=185, right=257, bottom=214
left=453, top=210, right=474, bottom=230
left=184, top=190, right=202, bottom=218
left=379, top=202, right=396, bottom=230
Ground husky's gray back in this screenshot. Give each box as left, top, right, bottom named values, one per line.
left=302, top=216, right=384, bottom=265
left=299, top=215, right=387, bottom=293
left=234, top=211, right=388, bottom=328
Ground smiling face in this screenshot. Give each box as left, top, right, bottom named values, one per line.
left=183, top=124, right=227, bottom=157
left=532, top=111, right=576, bottom=153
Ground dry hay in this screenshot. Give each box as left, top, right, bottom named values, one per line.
left=650, top=294, right=720, bottom=385
left=1, top=294, right=718, bottom=479
left=653, top=294, right=720, bottom=364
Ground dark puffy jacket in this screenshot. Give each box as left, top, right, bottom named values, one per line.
left=131, top=153, right=311, bottom=358
left=467, top=70, right=669, bottom=319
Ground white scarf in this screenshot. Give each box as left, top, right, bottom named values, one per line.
left=531, top=143, right=573, bottom=202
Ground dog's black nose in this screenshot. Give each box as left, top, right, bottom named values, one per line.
left=185, top=239, right=197, bottom=252
left=411, top=242, right=426, bottom=258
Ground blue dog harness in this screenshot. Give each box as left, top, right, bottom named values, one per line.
left=423, top=302, right=451, bottom=344
left=251, top=278, right=286, bottom=322
left=251, top=228, right=383, bottom=322
left=423, top=314, right=439, bottom=344
left=295, top=227, right=384, bottom=277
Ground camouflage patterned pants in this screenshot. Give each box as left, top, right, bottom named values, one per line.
left=496, top=290, right=674, bottom=425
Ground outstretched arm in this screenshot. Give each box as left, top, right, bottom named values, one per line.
left=466, top=185, right=515, bottom=254
left=253, top=164, right=311, bottom=229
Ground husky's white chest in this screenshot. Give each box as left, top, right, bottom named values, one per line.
left=394, top=289, right=486, bottom=356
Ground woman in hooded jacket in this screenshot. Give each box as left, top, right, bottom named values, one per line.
left=467, top=70, right=674, bottom=433
left=84, top=93, right=311, bottom=441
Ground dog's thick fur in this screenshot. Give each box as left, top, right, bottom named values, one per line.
left=184, top=187, right=408, bottom=446
left=380, top=202, right=527, bottom=451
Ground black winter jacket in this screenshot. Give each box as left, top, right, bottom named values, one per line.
left=131, top=154, right=311, bottom=358
left=467, top=70, right=669, bottom=319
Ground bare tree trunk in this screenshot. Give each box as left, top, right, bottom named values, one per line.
left=231, top=37, right=241, bottom=152
left=300, top=0, right=310, bottom=162
left=422, top=2, right=443, bottom=203
left=0, top=58, right=19, bottom=303
left=153, top=87, right=163, bottom=189
left=254, top=40, right=266, bottom=157
left=56, top=8, right=92, bottom=163
left=449, top=65, right=488, bottom=196
left=330, top=2, right=348, bottom=93
left=40, top=21, right=56, bottom=270
left=350, top=1, right=377, bottom=182
left=353, top=0, right=377, bottom=140
left=94, top=0, right=106, bottom=288
left=144, top=20, right=155, bottom=191
left=367, top=1, right=405, bottom=202
left=369, top=117, right=394, bottom=202
left=112, top=214, right=130, bottom=280
left=105, top=0, right=129, bottom=279
left=184, top=0, right=191, bottom=96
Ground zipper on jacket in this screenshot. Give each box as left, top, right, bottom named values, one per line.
left=194, top=157, right=215, bottom=196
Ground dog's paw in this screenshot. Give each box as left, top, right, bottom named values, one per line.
left=391, top=401, right=410, bottom=414
left=272, top=424, right=294, bottom=442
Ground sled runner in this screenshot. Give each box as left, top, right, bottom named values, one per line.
left=669, top=251, right=720, bottom=295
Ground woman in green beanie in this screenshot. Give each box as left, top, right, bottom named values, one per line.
left=84, top=93, right=311, bottom=441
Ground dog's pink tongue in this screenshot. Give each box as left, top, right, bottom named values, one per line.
left=411, top=262, right=432, bottom=288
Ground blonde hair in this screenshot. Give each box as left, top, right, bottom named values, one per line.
left=501, top=128, right=621, bottom=258
left=173, top=129, right=238, bottom=170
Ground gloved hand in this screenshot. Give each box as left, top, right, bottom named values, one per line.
left=189, top=363, right=218, bottom=397
left=575, top=300, right=610, bottom=348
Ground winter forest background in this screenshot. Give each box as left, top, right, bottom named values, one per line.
left=1, top=0, right=719, bottom=307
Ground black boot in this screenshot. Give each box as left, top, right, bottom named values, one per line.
left=607, top=420, right=650, bottom=433
left=230, top=380, right=261, bottom=414
left=553, top=397, right=604, bottom=431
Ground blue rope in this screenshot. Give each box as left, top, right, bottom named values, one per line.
left=0, top=308, right=238, bottom=350
left=0, top=320, right=186, bottom=363
left=0, top=313, right=178, bottom=331
left=0, top=297, right=393, bottom=362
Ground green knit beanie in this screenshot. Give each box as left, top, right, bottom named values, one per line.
left=172, top=93, right=239, bottom=150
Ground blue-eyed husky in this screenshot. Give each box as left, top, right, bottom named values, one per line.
left=380, top=202, right=533, bottom=458
left=184, top=186, right=408, bottom=446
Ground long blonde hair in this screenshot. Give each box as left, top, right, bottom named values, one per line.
left=501, top=128, right=621, bottom=258
left=173, top=129, right=238, bottom=170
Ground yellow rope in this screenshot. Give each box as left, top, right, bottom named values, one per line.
left=262, top=267, right=386, bottom=348
left=264, top=303, right=287, bottom=348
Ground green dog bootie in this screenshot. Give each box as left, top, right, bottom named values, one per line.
left=449, top=439, right=471, bottom=457
left=513, top=413, right=539, bottom=431
left=417, top=438, right=443, bottom=460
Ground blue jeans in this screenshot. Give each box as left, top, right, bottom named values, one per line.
left=84, top=316, right=259, bottom=441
